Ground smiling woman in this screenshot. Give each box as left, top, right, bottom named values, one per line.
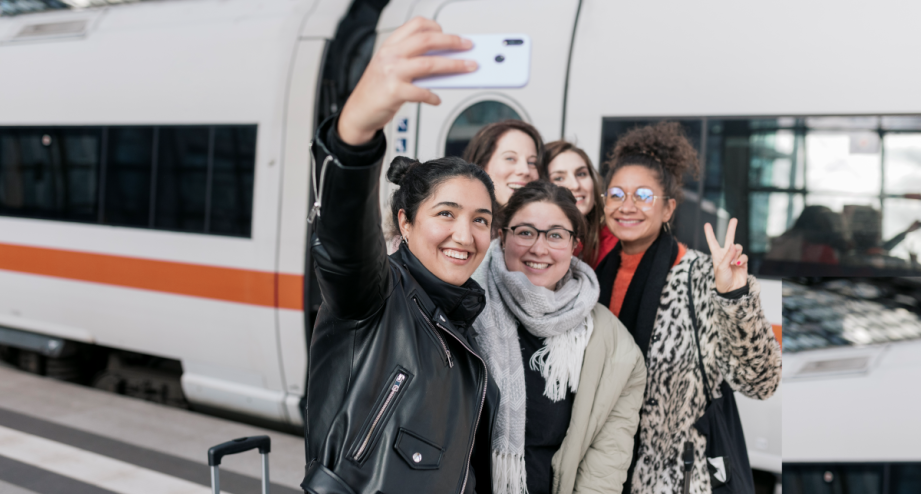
left=473, top=180, right=646, bottom=494
left=389, top=155, right=497, bottom=286
left=462, top=120, right=544, bottom=207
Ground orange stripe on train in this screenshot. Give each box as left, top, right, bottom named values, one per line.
left=0, top=242, right=303, bottom=310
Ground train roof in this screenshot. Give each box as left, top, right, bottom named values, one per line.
left=0, top=0, right=347, bottom=126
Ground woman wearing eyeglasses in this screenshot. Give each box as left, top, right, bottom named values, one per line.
left=473, top=180, right=646, bottom=494
left=595, top=122, right=781, bottom=494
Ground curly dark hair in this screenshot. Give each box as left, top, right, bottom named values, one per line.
left=603, top=121, right=700, bottom=204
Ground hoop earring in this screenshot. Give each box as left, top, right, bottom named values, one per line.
left=402, top=235, right=409, bottom=244
left=662, top=222, right=672, bottom=234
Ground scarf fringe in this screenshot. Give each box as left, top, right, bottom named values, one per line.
left=492, top=451, right=528, bottom=494
left=528, top=315, right=593, bottom=401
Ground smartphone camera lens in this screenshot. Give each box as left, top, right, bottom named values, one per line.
left=495, top=54, right=505, bottom=63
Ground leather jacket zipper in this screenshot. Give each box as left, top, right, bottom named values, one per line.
left=413, top=298, right=453, bottom=367
left=434, top=324, right=487, bottom=494
left=307, top=142, right=333, bottom=224
left=353, top=373, right=406, bottom=462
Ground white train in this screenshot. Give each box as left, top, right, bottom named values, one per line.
left=782, top=278, right=921, bottom=493
left=6, top=0, right=919, bottom=489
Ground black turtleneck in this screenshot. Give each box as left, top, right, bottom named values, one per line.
left=393, top=242, right=487, bottom=331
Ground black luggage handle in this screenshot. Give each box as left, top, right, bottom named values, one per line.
left=208, top=436, right=271, bottom=466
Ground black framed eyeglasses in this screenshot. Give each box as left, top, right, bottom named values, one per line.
left=504, top=224, right=575, bottom=249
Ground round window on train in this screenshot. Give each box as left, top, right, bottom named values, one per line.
left=445, top=101, right=521, bottom=157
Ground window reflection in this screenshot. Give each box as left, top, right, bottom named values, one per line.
left=593, top=115, right=921, bottom=276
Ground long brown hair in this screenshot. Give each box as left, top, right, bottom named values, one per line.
left=540, top=140, right=604, bottom=265
left=462, top=119, right=544, bottom=171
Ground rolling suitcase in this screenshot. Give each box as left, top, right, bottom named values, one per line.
left=208, top=435, right=272, bottom=494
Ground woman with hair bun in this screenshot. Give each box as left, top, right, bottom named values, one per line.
left=540, top=140, right=612, bottom=268
left=463, top=119, right=543, bottom=207
left=595, top=122, right=781, bottom=494
left=302, top=17, right=501, bottom=494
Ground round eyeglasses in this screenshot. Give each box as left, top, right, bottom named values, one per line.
left=604, top=186, right=668, bottom=207
left=504, top=225, right=575, bottom=249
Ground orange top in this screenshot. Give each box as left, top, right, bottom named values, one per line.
left=610, top=243, right=686, bottom=317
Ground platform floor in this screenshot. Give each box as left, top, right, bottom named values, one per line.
left=0, top=364, right=304, bottom=494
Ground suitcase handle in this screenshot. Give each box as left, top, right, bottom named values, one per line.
left=208, top=436, right=271, bottom=494
left=208, top=436, right=271, bottom=466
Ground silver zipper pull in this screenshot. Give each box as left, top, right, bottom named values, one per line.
left=392, top=373, right=405, bottom=391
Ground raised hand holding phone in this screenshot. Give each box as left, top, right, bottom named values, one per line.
left=704, top=218, right=749, bottom=294
left=337, top=17, right=476, bottom=146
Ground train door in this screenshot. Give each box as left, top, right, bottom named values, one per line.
left=276, top=0, right=389, bottom=426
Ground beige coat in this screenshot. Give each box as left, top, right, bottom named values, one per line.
left=551, top=303, right=647, bottom=494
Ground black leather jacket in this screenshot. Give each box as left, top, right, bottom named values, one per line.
left=301, top=116, right=498, bottom=494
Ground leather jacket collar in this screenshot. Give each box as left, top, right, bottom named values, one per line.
left=395, top=242, right=486, bottom=329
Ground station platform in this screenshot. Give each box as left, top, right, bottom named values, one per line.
left=0, top=364, right=304, bottom=494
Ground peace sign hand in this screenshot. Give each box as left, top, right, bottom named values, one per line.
left=704, top=218, right=748, bottom=294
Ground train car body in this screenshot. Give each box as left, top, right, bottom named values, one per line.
left=782, top=279, right=921, bottom=493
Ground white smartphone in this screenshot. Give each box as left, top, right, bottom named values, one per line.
left=414, top=34, right=531, bottom=89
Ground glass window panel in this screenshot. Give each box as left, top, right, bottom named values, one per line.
left=0, top=128, right=100, bottom=222
left=753, top=192, right=805, bottom=255
left=748, top=130, right=804, bottom=189
left=104, top=127, right=153, bottom=228
left=210, top=126, right=256, bottom=237
left=155, top=127, right=209, bottom=233
left=882, top=198, right=921, bottom=267
left=882, top=116, right=921, bottom=130
left=892, top=463, right=921, bottom=494
left=445, top=101, right=520, bottom=158
left=6, top=130, right=57, bottom=218
left=806, top=116, right=880, bottom=130
left=58, top=128, right=101, bottom=222
left=748, top=117, right=797, bottom=130
left=805, top=132, right=881, bottom=194
left=883, top=133, right=921, bottom=195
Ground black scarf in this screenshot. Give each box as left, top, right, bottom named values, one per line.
left=595, top=230, right=679, bottom=494
left=394, top=242, right=486, bottom=329
left=595, top=230, right=679, bottom=359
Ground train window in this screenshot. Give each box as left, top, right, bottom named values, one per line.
left=155, top=127, right=210, bottom=232
left=891, top=464, right=921, bottom=493
left=445, top=101, right=521, bottom=158
left=601, top=115, right=921, bottom=278
left=105, top=127, right=154, bottom=227
left=0, top=125, right=257, bottom=237
left=784, top=463, right=921, bottom=494
left=0, top=128, right=102, bottom=223
left=210, top=126, right=256, bottom=237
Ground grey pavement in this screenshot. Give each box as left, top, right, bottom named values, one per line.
left=0, top=366, right=304, bottom=493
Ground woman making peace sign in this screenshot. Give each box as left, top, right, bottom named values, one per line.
left=593, top=122, right=781, bottom=494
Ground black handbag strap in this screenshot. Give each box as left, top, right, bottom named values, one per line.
left=687, top=257, right=714, bottom=405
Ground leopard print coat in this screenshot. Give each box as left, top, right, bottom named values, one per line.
left=629, top=249, right=781, bottom=494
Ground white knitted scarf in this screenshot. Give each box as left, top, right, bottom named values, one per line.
left=473, top=240, right=600, bottom=494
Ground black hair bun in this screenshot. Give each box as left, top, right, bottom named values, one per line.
left=387, top=156, right=421, bottom=185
